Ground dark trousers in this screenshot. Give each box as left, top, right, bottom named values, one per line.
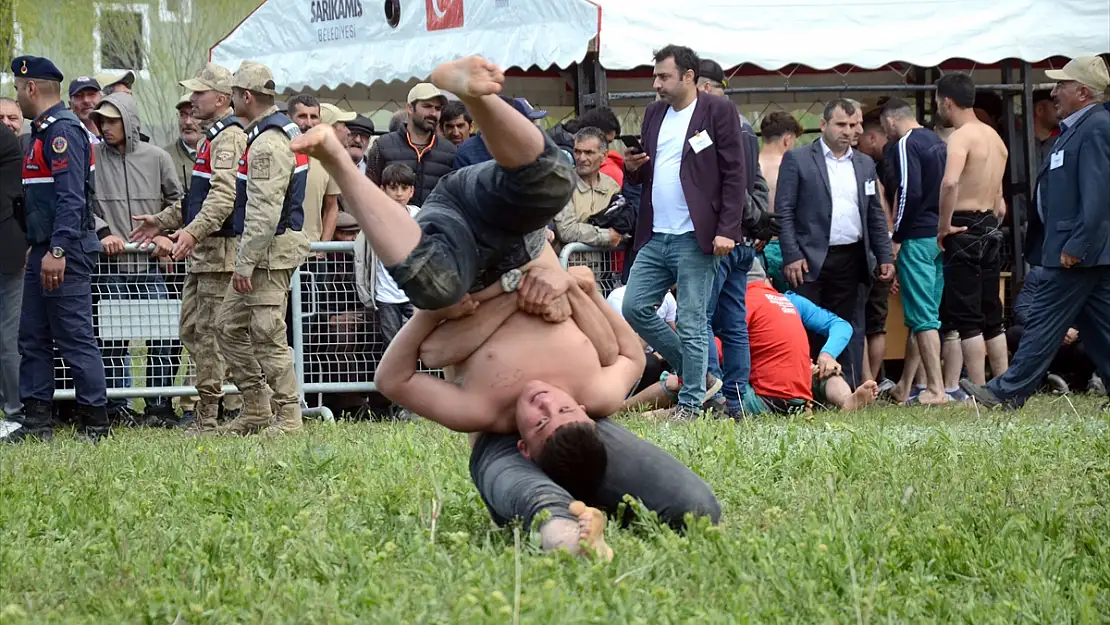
left=19, top=244, right=107, bottom=409
left=988, top=266, right=1110, bottom=405
left=470, top=419, right=721, bottom=530
left=1005, top=326, right=1096, bottom=391
left=387, top=137, right=573, bottom=311
left=795, top=243, right=866, bottom=388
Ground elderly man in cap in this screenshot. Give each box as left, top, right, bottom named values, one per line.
left=68, top=76, right=103, bottom=144
left=215, top=60, right=310, bottom=435
left=345, top=114, right=374, bottom=173
left=130, top=62, right=248, bottom=433
left=1, top=55, right=108, bottom=443
left=164, top=93, right=202, bottom=189
left=365, top=83, right=456, bottom=205
left=961, top=56, right=1110, bottom=409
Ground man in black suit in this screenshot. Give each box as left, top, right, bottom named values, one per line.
left=0, top=124, right=26, bottom=421
left=775, top=99, right=894, bottom=389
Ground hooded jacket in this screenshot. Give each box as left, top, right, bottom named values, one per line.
left=92, top=93, right=182, bottom=270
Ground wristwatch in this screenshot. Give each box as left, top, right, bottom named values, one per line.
left=500, top=268, right=522, bottom=293
left=50, top=246, right=65, bottom=259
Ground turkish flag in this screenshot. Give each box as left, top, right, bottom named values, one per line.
left=426, top=0, right=463, bottom=31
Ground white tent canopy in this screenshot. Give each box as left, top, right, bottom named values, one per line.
left=596, top=0, right=1110, bottom=71
left=210, top=0, right=600, bottom=91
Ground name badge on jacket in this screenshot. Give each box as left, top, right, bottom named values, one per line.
left=1050, top=151, right=1064, bottom=170
left=689, top=131, right=713, bottom=153
left=865, top=180, right=877, bottom=196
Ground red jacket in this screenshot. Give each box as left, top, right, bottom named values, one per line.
left=601, top=150, right=624, bottom=187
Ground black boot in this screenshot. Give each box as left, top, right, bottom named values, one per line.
left=75, top=405, right=111, bottom=443
left=1, top=399, right=55, bottom=443
left=142, top=401, right=179, bottom=428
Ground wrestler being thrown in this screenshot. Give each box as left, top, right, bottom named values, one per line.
left=292, top=57, right=721, bottom=559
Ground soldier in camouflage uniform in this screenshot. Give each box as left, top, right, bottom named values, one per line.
left=217, top=61, right=310, bottom=435
left=130, top=63, right=246, bottom=433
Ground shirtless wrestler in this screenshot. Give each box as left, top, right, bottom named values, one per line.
left=375, top=266, right=721, bottom=560
left=935, top=73, right=1010, bottom=386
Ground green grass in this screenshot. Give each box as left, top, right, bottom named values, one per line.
left=2, top=398, right=1108, bottom=624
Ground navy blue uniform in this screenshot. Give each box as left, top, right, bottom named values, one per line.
left=18, top=102, right=108, bottom=428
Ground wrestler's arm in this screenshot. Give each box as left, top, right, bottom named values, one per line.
left=565, top=267, right=619, bottom=367
left=375, top=309, right=500, bottom=432
left=419, top=290, right=520, bottom=369
left=576, top=279, right=647, bottom=417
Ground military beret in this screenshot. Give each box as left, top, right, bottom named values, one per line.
left=10, top=55, right=64, bottom=82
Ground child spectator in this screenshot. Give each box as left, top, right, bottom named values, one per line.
left=364, top=163, right=420, bottom=344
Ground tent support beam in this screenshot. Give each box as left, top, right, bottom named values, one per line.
left=606, top=82, right=1052, bottom=100
left=576, top=53, right=607, bottom=113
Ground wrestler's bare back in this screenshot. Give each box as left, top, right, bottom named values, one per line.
left=446, top=309, right=605, bottom=432
left=760, top=152, right=784, bottom=209
left=949, top=121, right=1008, bottom=211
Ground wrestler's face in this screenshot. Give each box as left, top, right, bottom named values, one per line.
left=514, top=380, right=590, bottom=459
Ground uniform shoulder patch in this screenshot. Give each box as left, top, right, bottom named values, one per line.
left=51, top=136, right=68, bottom=154
left=250, top=155, right=271, bottom=180
left=213, top=150, right=236, bottom=169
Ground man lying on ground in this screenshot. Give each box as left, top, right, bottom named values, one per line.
left=628, top=259, right=878, bottom=415
left=292, top=56, right=576, bottom=317
left=375, top=265, right=721, bottom=560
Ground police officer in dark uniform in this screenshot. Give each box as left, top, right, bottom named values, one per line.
left=1, top=56, right=109, bottom=443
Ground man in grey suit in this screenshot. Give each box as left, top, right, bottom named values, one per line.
left=776, top=99, right=894, bottom=388
left=0, top=124, right=26, bottom=420
left=961, top=56, right=1110, bottom=408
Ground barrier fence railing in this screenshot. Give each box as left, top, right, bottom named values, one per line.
left=49, top=242, right=629, bottom=413
left=557, top=242, right=625, bottom=297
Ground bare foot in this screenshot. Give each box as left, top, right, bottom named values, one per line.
left=290, top=124, right=347, bottom=167
left=917, top=389, right=949, bottom=405
left=842, top=380, right=879, bottom=412
left=568, top=501, right=613, bottom=561
left=430, top=56, right=505, bottom=99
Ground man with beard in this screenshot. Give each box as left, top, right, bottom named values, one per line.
left=164, top=94, right=203, bottom=189
left=68, top=76, right=102, bottom=144
left=365, top=83, right=456, bottom=206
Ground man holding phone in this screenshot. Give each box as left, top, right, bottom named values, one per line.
left=621, top=44, right=750, bottom=421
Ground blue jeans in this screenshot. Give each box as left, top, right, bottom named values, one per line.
left=706, top=245, right=755, bottom=408
left=988, top=266, right=1110, bottom=406
left=622, top=232, right=721, bottom=409
left=96, top=271, right=180, bottom=412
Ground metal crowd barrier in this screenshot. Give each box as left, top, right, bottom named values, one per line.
left=47, top=242, right=626, bottom=412
left=51, top=243, right=333, bottom=421
left=558, top=242, right=624, bottom=297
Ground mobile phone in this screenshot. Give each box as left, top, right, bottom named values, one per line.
left=619, top=134, right=644, bottom=154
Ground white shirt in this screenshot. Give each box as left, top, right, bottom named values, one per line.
left=820, top=139, right=863, bottom=246
left=606, top=286, right=677, bottom=353
left=375, top=204, right=421, bottom=304
left=650, top=101, right=697, bottom=234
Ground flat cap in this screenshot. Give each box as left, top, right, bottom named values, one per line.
left=335, top=212, right=360, bottom=230
left=346, top=114, right=375, bottom=135
left=11, top=56, right=63, bottom=82
left=231, top=61, right=278, bottom=96
left=180, top=63, right=233, bottom=95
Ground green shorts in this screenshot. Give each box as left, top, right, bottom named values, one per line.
left=896, top=237, right=943, bottom=333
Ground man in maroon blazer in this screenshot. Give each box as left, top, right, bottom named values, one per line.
left=621, top=44, right=749, bottom=420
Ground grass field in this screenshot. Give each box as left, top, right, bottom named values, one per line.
left=1, top=398, right=1108, bottom=624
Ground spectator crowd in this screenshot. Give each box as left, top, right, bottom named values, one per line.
left=1, top=46, right=1108, bottom=443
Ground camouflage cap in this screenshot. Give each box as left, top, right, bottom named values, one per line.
left=180, top=63, right=232, bottom=95
left=231, top=61, right=278, bottom=96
